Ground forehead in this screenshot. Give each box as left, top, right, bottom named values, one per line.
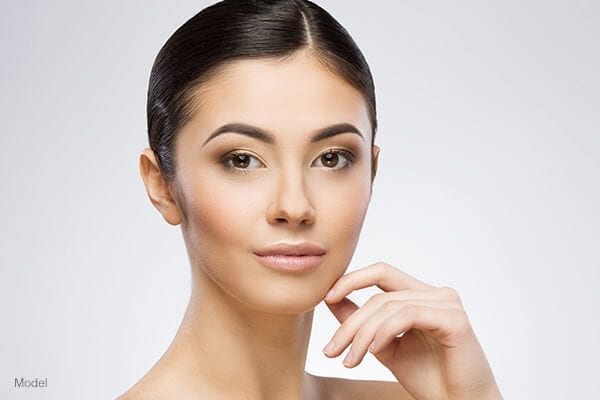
left=180, top=51, right=372, bottom=144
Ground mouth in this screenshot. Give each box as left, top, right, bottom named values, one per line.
left=253, top=241, right=327, bottom=272
left=253, top=253, right=325, bottom=272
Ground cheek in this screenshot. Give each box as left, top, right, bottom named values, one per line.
left=318, top=173, right=371, bottom=230
left=183, top=178, right=256, bottom=252
left=179, top=178, right=259, bottom=296
left=314, top=175, right=371, bottom=266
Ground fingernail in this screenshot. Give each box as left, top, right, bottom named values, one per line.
left=325, top=289, right=336, bottom=299
left=343, top=349, right=354, bottom=366
left=323, top=340, right=335, bottom=354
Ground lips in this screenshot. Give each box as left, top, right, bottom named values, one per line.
left=254, top=242, right=327, bottom=257
left=253, top=242, right=327, bottom=272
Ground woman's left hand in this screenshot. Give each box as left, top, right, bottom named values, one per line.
left=322, top=262, right=502, bottom=400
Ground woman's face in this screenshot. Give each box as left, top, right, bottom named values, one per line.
left=168, top=50, right=379, bottom=314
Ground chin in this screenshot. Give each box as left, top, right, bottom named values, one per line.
left=234, top=278, right=327, bottom=315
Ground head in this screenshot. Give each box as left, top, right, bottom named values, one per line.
left=140, top=0, right=380, bottom=314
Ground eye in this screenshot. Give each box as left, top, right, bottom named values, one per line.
left=220, top=151, right=264, bottom=174
left=313, top=148, right=356, bottom=170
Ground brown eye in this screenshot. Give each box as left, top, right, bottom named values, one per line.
left=314, top=149, right=355, bottom=170
left=221, top=151, right=264, bottom=174
left=232, top=154, right=250, bottom=168
left=321, top=152, right=339, bottom=168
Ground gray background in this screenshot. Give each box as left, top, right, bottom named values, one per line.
left=1, top=1, right=598, bottom=399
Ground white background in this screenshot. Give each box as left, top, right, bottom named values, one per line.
left=1, top=1, right=598, bottom=399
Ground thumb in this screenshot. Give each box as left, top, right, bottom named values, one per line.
left=324, top=296, right=359, bottom=324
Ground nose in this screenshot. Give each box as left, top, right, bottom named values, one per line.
left=266, top=168, right=316, bottom=227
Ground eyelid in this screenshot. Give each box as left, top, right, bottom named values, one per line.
left=219, top=149, right=264, bottom=164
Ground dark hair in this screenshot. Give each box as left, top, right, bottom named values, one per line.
left=147, top=0, right=377, bottom=185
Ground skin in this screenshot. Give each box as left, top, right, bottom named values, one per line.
left=122, top=49, right=502, bottom=400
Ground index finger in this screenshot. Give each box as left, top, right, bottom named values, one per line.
left=324, top=262, right=434, bottom=302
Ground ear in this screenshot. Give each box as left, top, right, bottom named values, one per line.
left=371, top=144, right=380, bottom=181
left=139, top=148, right=182, bottom=226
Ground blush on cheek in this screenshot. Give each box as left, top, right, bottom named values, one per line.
left=186, top=182, right=254, bottom=249
left=342, top=204, right=369, bottom=245
left=321, top=188, right=369, bottom=250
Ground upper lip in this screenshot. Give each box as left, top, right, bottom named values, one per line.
left=254, top=242, right=327, bottom=256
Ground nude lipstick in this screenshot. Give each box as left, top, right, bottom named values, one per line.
left=253, top=242, right=326, bottom=273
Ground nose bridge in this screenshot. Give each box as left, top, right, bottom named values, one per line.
left=268, top=162, right=315, bottom=226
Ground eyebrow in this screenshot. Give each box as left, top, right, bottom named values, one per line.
left=201, top=122, right=365, bottom=147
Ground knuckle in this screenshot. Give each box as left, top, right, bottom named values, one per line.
left=451, top=310, right=472, bottom=335
left=438, top=286, right=461, bottom=301
left=379, top=317, right=395, bottom=334
left=383, top=300, right=403, bottom=312
left=374, top=261, right=390, bottom=274
left=401, top=304, right=419, bottom=316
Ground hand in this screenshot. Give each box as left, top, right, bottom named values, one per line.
left=322, top=262, right=502, bottom=400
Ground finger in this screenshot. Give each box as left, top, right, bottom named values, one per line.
left=323, top=299, right=456, bottom=361
left=340, top=287, right=463, bottom=310
left=324, top=296, right=359, bottom=325
left=325, top=262, right=434, bottom=304
left=324, top=288, right=463, bottom=347
left=344, top=300, right=459, bottom=368
left=323, top=290, right=461, bottom=356
left=369, top=304, right=473, bottom=352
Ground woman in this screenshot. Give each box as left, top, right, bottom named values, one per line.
left=119, top=0, right=503, bottom=399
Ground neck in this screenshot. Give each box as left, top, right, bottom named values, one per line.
left=162, top=267, right=317, bottom=400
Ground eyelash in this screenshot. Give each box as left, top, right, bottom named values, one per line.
left=220, top=148, right=357, bottom=175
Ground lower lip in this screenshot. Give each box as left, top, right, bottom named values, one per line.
left=254, top=254, right=325, bottom=272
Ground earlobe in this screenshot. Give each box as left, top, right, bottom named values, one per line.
left=139, top=148, right=182, bottom=226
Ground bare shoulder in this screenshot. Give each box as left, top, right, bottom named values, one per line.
left=113, top=364, right=185, bottom=400
left=114, top=388, right=151, bottom=400
left=310, top=373, right=416, bottom=400
left=114, top=380, right=162, bottom=400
